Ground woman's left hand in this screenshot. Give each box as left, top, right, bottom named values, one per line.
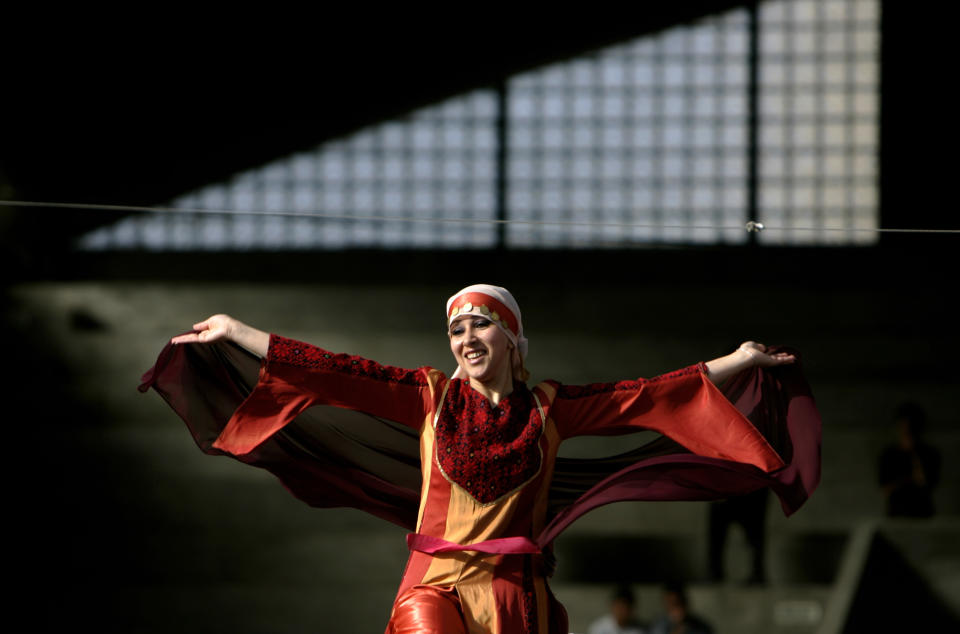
left=738, top=341, right=796, bottom=367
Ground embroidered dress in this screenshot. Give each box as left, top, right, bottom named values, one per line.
left=140, top=334, right=821, bottom=634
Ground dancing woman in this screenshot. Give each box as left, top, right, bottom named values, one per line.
left=142, top=283, right=820, bottom=633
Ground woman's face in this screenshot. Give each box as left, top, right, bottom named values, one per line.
left=448, top=314, right=513, bottom=385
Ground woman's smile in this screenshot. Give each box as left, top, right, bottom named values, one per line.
left=465, top=348, right=487, bottom=362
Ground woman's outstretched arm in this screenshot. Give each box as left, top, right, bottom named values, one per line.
left=549, top=340, right=797, bottom=464
left=166, top=314, right=436, bottom=452
left=703, top=341, right=796, bottom=385
left=170, top=314, right=269, bottom=358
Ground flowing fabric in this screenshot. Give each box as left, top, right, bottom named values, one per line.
left=138, top=338, right=820, bottom=545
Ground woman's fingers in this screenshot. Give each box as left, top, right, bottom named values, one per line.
left=171, top=315, right=231, bottom=345
left=741, top=341, right=796, bottom=366
left=171, top=328, right=225, bottom=345
left=766, top=352, right=796, bottom=366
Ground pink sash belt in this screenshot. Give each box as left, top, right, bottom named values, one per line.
left=406, top=533, right=541, bottom=555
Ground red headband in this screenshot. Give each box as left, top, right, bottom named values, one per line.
left=448, top=292, right=519, bottom=335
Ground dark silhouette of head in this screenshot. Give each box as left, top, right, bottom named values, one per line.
left=662, top=582, right=689, bottom=624
left=610, top=584, right=636, bottom=627
left=895, top=401, right=927, bottom=449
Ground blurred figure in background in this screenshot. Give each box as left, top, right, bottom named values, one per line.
left=878, top=401, right=941, bottom=517
left=588, top=584, right=646, bottom=634
left=648, top=583, right=713, bottom=634
left=707, top=488, right=769, bottom=584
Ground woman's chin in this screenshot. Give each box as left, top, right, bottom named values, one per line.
left=465, top=368, right=489, bottom=382
left=461, top=364, right=493, bottom=383
left=458, top=357, right=509, bottom=385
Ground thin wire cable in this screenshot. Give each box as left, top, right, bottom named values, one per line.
left=2, top=199, right=959, bottom=234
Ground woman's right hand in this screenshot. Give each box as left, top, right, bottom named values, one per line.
left=171, top=314, right=270, bottom=358
left=171, top=314, right=236, bottom=345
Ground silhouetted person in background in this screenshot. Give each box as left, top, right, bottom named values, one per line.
left=879, top=402, right=941, bottom=517
left=649, top=583, right=713, bottom=634
left=707, top=488, right=768, bottom=584
left=588, top=584, right=646, bottom=634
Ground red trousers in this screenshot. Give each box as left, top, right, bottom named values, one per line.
left=386, top=585, right=468, bottom=634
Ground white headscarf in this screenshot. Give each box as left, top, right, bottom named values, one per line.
left=445, top=284, right=528, bottom=380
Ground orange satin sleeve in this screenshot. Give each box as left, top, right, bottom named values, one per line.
left=213, top=333, right=436, bottom=455
left=549, top=364, right=785, bottom=472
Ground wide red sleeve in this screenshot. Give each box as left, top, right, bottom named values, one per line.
left=212, top=334, right=435, bottom=455
left=548, top=363, right=785, bottom=472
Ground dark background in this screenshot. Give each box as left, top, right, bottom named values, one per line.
left=3, top=2, right=958, bottom=632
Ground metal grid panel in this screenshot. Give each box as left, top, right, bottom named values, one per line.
left=79, top=91, right=499, bottom=250
left=506, top=10, right=751, bottom=247
left=78, top=0, right=881, bottom=251
left=757, top=0, right=880, bottom=244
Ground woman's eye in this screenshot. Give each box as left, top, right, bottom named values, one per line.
left=474, top=319, right=490, bottom=328
left=451, top=327, right=464, bottom=336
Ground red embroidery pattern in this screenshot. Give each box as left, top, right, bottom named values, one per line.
left=556, top=364, right=704, bottom=400
left=435, top=381, right=543, bottom=504
left=268, top=334, right=428, bottom=387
